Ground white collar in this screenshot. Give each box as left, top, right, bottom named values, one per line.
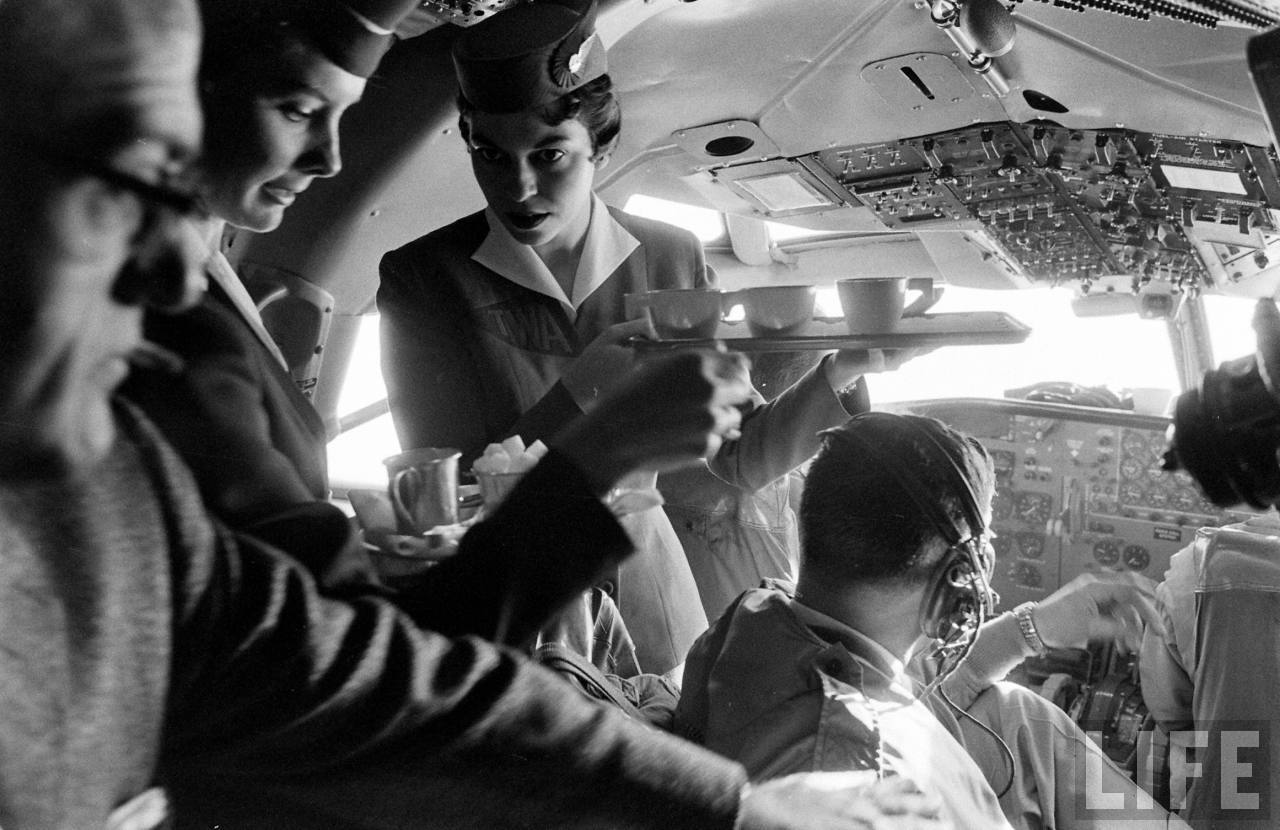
left=204, top=250, right=288, bottom=370
left=471, top=194, right=639, bottom=317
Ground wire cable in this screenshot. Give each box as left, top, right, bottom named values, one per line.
left=937, top=684, right=1018, bottom=799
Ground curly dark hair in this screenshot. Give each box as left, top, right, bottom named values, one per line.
left=456, top=74, right=621, bottom=160
left=799, top=413, right=994, bottom=587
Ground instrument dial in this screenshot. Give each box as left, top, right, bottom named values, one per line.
left=1121, top=431, right=1148, bottom=458
left=1094, top=539, right=1121, bottom=566
left=1122, top=544, right=1150, bottom=572
left=1013, top=492, right=1054, bottom=525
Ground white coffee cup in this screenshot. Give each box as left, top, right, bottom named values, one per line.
left=836, top=277, right=943, bottom=334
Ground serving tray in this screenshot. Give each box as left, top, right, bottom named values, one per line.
left=630, top=311, right=1030, bottom=352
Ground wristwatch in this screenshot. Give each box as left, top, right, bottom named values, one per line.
left=1012, top=601, right=1049, bottom=657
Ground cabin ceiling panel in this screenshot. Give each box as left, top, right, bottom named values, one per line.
left=605, top=0, right=898, bottom=165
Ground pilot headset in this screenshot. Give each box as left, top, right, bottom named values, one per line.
left=821, top=413, right=1016, bottom=796
left=819, top=412, right=999, bottom=669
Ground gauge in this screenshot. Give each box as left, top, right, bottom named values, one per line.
left=1119, top=458, right=1144, bottom=480
left=1016, top=532, right=1045, bottom=559
left=1146, top=465, right=1167, bottom=484
left=1013, top=492, right=1053, bottom=525
left=1172, top=490, right=1197, bottom=512
left=1120, top=483, right=1145, bottom=504
left=1093, top=539, right=1121, bottom=566
left=1147, top=489, right=1170, bottom=508
left=1121, top=431, right=1148, bottom=458
left=1122, top=545, right=1150, bottom=572
left=992, top=536, right=1014, bottom=561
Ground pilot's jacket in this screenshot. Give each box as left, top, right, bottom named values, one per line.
left=0, top=402, right=747, bottom=829
left=380, top=199, right=855, bottom=672
left=677, top=584, right=1165, bottom=830
left=677, top=585, right=1014, bottom=827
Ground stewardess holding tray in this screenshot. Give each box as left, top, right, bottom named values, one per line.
left=377, top=0, right=903, bottom=673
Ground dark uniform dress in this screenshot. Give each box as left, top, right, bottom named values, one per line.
left=119, top=252, right=378, bottom=591
left=379, top=201, right=713, bottom=673
left=124, top=253, right=329, bottom=524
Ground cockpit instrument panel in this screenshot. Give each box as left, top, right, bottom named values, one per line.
left=900, top=399, right=1267, bottom=609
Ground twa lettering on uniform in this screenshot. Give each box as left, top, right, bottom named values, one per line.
left=478, top=300, right=579, bottom=356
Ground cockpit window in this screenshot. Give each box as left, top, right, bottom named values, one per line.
left=622, top=195, right=725, bottom=244
left=854, top=285, right=1181, bottom=404
left=1204, top=292, right=1266, bottom=363
left=329, top=317, right=398, bottom=489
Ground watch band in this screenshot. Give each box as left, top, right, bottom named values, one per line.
left=1013, top=601, right=1049, bottom=656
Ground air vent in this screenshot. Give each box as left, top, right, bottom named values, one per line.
left=1023, top=89, right=1069, bottom=114
left=862, top=53, right=976, bottom=111
left=705, top=136, right=756, bottom=157
left=901, top=66, right=935, bottom=100
left=672, top=120, right=780, bottom=166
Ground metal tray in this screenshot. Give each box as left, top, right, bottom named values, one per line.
left=630, top=311, right=1030, bottom=352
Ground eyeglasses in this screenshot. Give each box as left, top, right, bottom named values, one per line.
left=40, top=148, right=206, bottom=235
left=82, top=160, right=203, bottom=222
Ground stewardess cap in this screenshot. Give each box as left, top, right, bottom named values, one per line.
left=453, top=0, right=608, bottom=112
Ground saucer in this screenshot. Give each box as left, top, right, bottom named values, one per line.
left=361, top=527, right=462, bottom=561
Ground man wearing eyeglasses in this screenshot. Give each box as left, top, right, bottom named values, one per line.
left=0, top=1, right=205, bottom=481
left=0, top=2, right=959, bottom=829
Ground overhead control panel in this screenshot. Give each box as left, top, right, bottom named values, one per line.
left=902, top=398, right=1266, bottom=609
left=817, top=123, right=1279, bottom=289
left=717, top=121, right=1280, bottom=292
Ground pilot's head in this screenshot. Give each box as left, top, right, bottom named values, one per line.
left=452, top=0, right=620, bottom=249
left=0, top=0, right=204, bottom=477
left=799, top=413, right=996, bottom=635
left=195, top=0, right=421, bottom=233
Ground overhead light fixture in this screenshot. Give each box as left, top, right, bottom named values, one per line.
left=735, top=173, right=837, bottom=213
left=711, top=159, right=847, bottom=217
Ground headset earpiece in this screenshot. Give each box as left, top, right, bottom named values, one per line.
left=919, top=543, right=989, bottom=641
